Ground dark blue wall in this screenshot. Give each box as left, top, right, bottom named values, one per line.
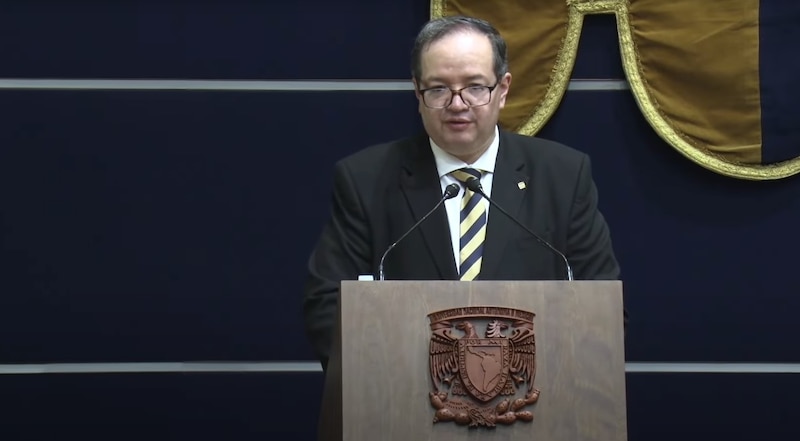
left=1, top=2, right=798, bottom=440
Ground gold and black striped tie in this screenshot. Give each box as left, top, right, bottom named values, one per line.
left=450, top=168, right=486, bottom=281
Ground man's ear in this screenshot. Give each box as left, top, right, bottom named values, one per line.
left=497, top=72, right=512, bottom=108
left=412, top=78, right=425, bottom=114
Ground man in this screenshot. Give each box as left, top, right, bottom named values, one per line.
left=303, top=15, right=621, bottom=369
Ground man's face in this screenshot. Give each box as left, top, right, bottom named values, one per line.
left=414, top=31, right=511, bottom=163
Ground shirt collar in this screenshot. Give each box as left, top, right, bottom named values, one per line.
left=429, top=125, right=500, bottom=178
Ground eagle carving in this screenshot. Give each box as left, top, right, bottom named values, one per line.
left=427, top=307, right=540, bottom=427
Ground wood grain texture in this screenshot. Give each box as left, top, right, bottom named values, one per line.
left=320, top=280, right=626, bottom=441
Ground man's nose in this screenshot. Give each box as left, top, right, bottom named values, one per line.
left=448, top=92, right=469, bottom=110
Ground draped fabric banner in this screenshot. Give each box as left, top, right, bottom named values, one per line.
left=431, top=0, right=800, bottom=180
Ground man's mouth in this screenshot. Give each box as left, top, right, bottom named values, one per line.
left=445, top=119, right=472, bottom=129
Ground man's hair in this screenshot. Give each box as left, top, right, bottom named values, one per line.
left=410, top=15, right=509, bottom=84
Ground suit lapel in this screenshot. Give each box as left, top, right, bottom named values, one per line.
left=399, top=135, right=459, bottom=280
left=480, top=132, right=529, bottom=279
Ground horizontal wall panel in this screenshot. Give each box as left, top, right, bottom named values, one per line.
left=0, top=1, right=430, bottom=80
left=0, top=2, right=622, bottom=81
left=0, top=372, right=323, bottom=441
left=3, top=89, right=797, bottom=364
left=626, top=373, right=799, bottom=440
left=0, top=90, right=420, bottom=363
left=537, top=90, right=800, bottom=362
left=572, top=13, right=625, bottom=79
left=1, top=371, right=797, bottom=441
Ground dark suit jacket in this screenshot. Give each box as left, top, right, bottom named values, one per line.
left=303, top=129, right=621, bottom=368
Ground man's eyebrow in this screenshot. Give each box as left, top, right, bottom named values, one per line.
left=421, top=74, right=489, bottom=85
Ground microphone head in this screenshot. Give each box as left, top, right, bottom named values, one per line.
left=443, top=183, right=460, bottom=199
left=465, top=177, right=483, bottom=193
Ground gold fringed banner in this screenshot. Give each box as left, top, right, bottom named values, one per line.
left=629, top=0, right=762, bottom=165
left=431, top=0, right=800, bottom=180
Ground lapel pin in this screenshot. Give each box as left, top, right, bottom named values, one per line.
left=518, top=181, right=526, bottom=190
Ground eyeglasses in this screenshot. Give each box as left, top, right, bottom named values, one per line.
left=418, top=83, right=499, bottom=109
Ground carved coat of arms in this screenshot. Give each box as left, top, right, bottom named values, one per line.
left=427, top=306, right=539, bottom=428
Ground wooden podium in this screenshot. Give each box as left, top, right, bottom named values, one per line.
left=319, top=280, right=627, bottom=441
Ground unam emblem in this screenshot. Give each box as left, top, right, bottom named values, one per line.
left=427, top=306, right=539, bottom=428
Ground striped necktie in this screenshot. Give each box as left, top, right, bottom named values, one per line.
left=450, top=168, right=486, bottom=281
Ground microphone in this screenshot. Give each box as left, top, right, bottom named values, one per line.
left=465, top=177, right=574, bottom=281
left=378, top=183, right=460, bottom=281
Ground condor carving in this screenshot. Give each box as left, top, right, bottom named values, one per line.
left=427, top=306, right=540, bottom=428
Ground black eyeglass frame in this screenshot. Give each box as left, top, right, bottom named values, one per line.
left=416, top=82, right=500, bottom=109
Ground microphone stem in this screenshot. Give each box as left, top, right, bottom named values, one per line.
left=377, top=183, right=459, bottom=281
left=474, top=186, right=574, bottom=281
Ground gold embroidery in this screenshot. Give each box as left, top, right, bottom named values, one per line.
left=515, top=4, right=586, bottom=137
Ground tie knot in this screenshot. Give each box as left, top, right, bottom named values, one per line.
left=451, top=168, right=482, bottom=184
